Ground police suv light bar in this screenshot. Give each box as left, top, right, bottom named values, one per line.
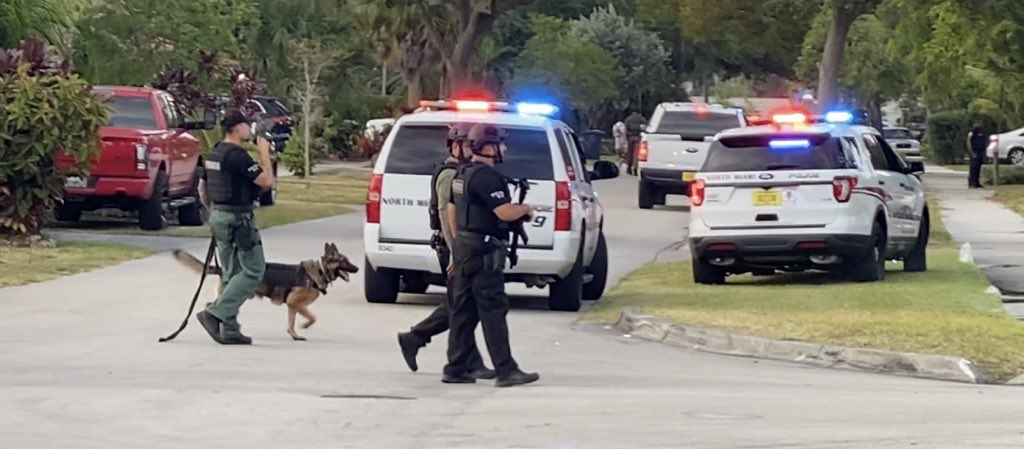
left=771, top=112, right=808, bottom=125
left=417, top=99, right=559, bottom=116
left=824, top=111, right=854, bottom=124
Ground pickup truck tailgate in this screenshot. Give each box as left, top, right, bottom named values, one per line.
left=643, top=133, right=711, bottom=170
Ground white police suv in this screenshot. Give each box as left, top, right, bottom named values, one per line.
left=688, top=110, right=929, bottom=284
left=363, top=99, right=620, bottom=311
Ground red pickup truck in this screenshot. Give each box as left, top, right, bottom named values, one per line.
left=55, top=86, right=212, bottom=230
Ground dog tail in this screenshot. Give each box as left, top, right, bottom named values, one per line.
left=172, top=249, right=221, bottom=276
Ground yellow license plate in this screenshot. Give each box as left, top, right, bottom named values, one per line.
left=682, top=171, right=696, bottom=182
left=752, top=191, right=783, bottom=206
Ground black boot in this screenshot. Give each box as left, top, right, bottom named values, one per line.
left=397, top=332, right=424, bottom=372
left=441, top=373, right=476, bottom=384
left=496, top=368, right=540, bottom=388
left=469, top=366, right=497, bottom=380
left=196, top=311, right=224, bottom=344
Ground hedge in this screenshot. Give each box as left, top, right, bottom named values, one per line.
left=982, top=165, right=1024, bottom=185
left=924, top=109, right=1006, bottom=165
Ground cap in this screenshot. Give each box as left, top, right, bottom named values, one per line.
left=221, top=109, right=250, bottom=133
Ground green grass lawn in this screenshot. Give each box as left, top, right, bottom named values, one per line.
left=0, top=241, right=155, bottom=288
left=584, top=200, right=1024, bottom=381
left=992, top=185, right=1024, bottom=217
left=50, top=170, right=369, bottom=237
left=944, top=164, right=969, bottom=172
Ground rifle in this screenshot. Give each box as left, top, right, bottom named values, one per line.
left=507, top=177, right=532, bottom=268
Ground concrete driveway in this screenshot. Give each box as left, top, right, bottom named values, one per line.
left=2, top=175, right=1023, bottom=448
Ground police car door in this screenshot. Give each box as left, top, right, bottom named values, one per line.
left=861, top=133, right=917, bottom=240
left=563, top=128, right=599, bottom=256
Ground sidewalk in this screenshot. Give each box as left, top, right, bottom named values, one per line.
left=925, top=167, right=1024, bottom=316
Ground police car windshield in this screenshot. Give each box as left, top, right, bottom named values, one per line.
left=104, top=95, right=157, bottom=129
left=702, top=134, right=848, bottom=172
left=384, top=124, right=555, bottom=180
left=653, top=111, right=739, bottom=137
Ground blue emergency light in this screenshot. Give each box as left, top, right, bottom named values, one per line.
left=824, top=111, right=854, bottom=124
left=769, top=139, right=811, bottom=150
left=516, top=102, right=558, bottom=116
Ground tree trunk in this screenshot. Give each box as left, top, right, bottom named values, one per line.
left=406, top=72, right=422, bottom=108
left=303, top=59, right=311, bottom=186
left=381, top=62, right=388, bottom=96
left=817, top=8, right=856, bottom=111
left=447, top=12, right=496, bottom=93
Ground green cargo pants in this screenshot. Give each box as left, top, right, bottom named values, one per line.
left=205, top=210, right=266, bottom=338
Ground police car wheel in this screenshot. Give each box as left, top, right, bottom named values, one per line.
left=904, top=212, right=929, bottom=273
left=692, top=257, right=726, bottom=285
left=549, top=241, right=584, bottom=312
left=849, top=221, right=886, bottom=282
left=364, top=256, right=400, bottom=303
left=638, top=182, right=655, bottom=209
left=138, top=171, right=168, bottom=231
left=582, top=232, right=608, bottom=300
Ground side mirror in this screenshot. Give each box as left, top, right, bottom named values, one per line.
left=907, top=161, right=925, bottom=174
left=590, top=160, right=620, bottom=181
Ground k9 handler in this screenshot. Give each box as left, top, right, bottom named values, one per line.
left=397, top=123, right=494, bottom=379
left=195, top=110, right=275, bottom=345
left=444, top=123, right=539, bottom=387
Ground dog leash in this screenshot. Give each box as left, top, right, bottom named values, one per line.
left=159, top=237, right=218, bottom=342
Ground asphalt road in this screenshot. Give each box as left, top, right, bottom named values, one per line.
left=2, top=175, right=1024, bottom=448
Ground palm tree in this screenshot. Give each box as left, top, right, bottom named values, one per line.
left=0, top=0, right=77, bottom=50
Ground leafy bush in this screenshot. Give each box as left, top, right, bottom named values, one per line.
left=982, top=165, right=1024, bottom=185
left=923, top=108, right=1005, bottom=164
left=279, top=133, right=326, bottom=178
left=0, top=39, right=110, bottom=240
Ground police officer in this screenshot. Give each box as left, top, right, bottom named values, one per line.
left=396, top=123, right=495, bottom=379
left=444, top=123, right=539, bottom=387
left=194, top=109, right=275, bottom=345
left=623, top=109, right=646, bottom=176
left=967, top=122, right=988, bottom=189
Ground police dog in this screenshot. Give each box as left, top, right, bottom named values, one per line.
left=172, top=243, right=359, bottom=341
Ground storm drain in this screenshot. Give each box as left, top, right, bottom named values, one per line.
left=320, top=394, right=416, bottom=400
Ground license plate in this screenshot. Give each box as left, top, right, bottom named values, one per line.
left=752, top=191, right=783, bottom=206
left=682, top=171, right=696, bottom=182
left=65, top=177, right=86, bottom=188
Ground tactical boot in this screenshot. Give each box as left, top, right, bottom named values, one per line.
left=441, top=373, right=476, bottom=384
left=496, top=368, right=540, bottom=388
left=397, top=332, right=424, bottom=372
left=469, top=366, right=497, bottom=380
left=196, top=311, right=224, bottom=344
left=220, top=318, right=253, bottom=345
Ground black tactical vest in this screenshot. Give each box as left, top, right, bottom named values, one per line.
left=428, top=160, right=459, bottom=231
left=452, top=163, right=508, bottom=239
left=205, top=143, right=255, bottom=206
left=970, top=129, right=988, bottom=152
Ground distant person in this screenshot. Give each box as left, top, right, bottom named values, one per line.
left=623, top=110, right=647, bottom=176
left=612, top=121, right=627, bottom=162
left=967, top=123, right=988, bottom=189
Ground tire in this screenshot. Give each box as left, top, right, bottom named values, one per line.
left=365, top=256, right=400, bottom=303
left=638, top=181, right=655, bottom=209
left=1009, top=148, right=1024, bottom=166
left=692, top=257, right=725, bottom=285
left=259, top=160, right=278, bottom=206
left=54, top=203, right=82, bottom=222
left=400, top=274, right=430, bottom=294
left=138, top=171, right=168, bottom=231
left=582, top=232, right=609, bottom=300
left=549, top=241, right=584, bottom=312
left=849, top=221, right=886, bottom=282
left=177, top=167, right=206, bottom=226
left=904, top=212, right=929, bottom=273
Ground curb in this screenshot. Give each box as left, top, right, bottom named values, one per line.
left=614, top=308, right=994, bottom=384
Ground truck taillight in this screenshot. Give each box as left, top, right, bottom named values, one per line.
left=832, top=176, right=858, bottom=203
left=366, top=174, right=383, bottom=223
left=135, top=143, right=149, bottom=171
left=689, top=179, right=706, bottom=206
left=555, top=181, right=572, bottom=231
left=637, top=140, right=649, bottom=162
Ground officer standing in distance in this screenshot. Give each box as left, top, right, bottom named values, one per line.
left=967, top=122, right=988, bottom=189
left=396, top=123, right=495, bottom=379
left=195, top=110, right=275, bottom=345
left=444, top=123, right=539, bottom=387
left=623, top=109, right=647, bottom=176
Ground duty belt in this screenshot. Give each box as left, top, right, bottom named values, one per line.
left=458, top=231, right=508, bottom=245
left=212, top=204, right=254, bottom=213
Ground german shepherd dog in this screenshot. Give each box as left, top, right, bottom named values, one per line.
left=172, top=243, right=359, bottom=341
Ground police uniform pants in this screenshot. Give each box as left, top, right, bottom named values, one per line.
left=625, top=137, right=640, bottom=173
left=445, top=240, right=518, bottom=378
left=205, top=210, right=266, bottom=337
left=408, top=245, right=486, bottom=368
left=968, top=150, right=986, bottom=187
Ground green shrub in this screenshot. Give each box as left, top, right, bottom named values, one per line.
left=0, top=39, right=110, bottom=239
left=982, top=165, right=1024, bottom=185
left=924, top=108, right=1005, bottom=164
left=279, top=133, right=326, bottom=178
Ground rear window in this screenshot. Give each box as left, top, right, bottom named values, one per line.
left=883, top=128, right=914, bottom=140
left=653, top=111, right=740, bottom=138
left=106, top=95, right=157, bottom=129
left=383, top=124, right=555, bottom=180
left=702, top=134, right=852, bottom=172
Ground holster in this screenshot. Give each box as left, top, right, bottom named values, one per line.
left=455, top=233, right=507, bottom=276
left=230, top=214, right=261, bottom=251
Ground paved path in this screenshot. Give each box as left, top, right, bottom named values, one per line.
left=925, top=168, right=1024, bottom=317
left=4, top=175, right=1024, bottom=448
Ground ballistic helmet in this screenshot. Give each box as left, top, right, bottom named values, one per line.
left=447, top=122, right=473, bottom=143
left=467, top=123, right=506, bottom=154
